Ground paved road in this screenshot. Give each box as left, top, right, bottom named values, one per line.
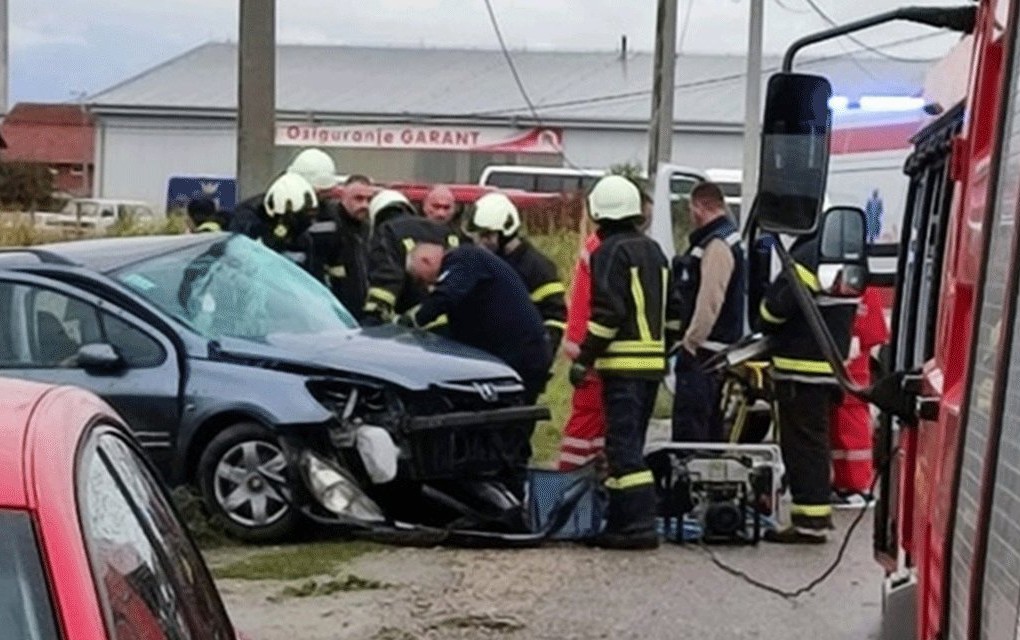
left=216, top=511, right=883, bottom=640
left=216, top=420, right=885, bottom=639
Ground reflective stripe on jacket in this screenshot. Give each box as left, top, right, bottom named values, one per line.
left=577, top=226, right=670, bottom=378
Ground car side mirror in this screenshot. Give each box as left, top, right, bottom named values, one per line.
left=77, top=343, right=123, bottom=371
left=752, top=72, right=833, bottom=237
left=817, top=206, right=868, bottom=297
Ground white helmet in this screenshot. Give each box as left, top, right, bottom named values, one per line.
left=587, top=175, right=642, bottom=222
left=263, top=173, right=318, bottom=217
left=369, top=189, right=414, bottom=229
left=470, top=192, right=520, bottom=237
left=287, top=148, right=338, bottom=191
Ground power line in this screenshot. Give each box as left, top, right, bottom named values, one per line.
left=772, top=0, right=811, bottom=14
left=466, top=31, right=947, bottom=119
left=678, top=0, right=696, bottom=55
left=481, top=0, right=585, bottom=169
left=802, top=0, right=952, bottom=63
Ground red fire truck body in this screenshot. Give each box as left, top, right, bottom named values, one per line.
left=755, top=3, right=1020, bottom=638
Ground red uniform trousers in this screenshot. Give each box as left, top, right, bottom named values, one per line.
left=558, top=232, right=608, bottom=471
left=830, top=287, right=889, bottom=493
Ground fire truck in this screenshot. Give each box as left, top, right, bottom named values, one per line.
left=746, top=3, right=1020, bottom=639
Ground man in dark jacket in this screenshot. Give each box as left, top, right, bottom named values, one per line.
left=305, top=174, right=373, bottom=318
left=468, top=192, right=567, bottom=348
left=363, top=189, right=462, bottom=326
left=403, top=242, right=553, bottom=404
left=757, top=234, right=857, bottom=544
left=669, top=181, right=746, bottom=443
left=568, top=175, right=675, bottom=551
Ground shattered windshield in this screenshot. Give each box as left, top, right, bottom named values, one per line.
left=112, top=235, right=358, bottom=343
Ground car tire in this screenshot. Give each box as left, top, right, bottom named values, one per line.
left=198, top=422, right=299, bottom=543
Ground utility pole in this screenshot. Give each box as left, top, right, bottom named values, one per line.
left=1, top=0, right=8, bottom=116
left=647, top=0, right=679, bottom=186
left=237, top=0, right=276, bottom=201
left=740, top=0, right=764, bottom=224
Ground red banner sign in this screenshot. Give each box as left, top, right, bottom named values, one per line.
left=276, top=123, right=563, bottom=154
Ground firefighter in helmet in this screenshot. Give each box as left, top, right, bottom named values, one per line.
left=362, top=189, right=460, bottom=326
left=568, top=175, right=674, bottom=550
left=468, top=192, right=567, bottom=348
left=228, top=172, right=318, bottom=268
left=757, top=234, right=856, bottom=543
left=286, top=149, right=371, bottom=318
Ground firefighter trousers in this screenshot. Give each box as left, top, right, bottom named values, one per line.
left=558, top=374, right=606, bottom=471
left=670, top=349, right=723, bottom=442
left=602, top=376, right=659, bottom=533
left=774, top=380, right=840, bottom=529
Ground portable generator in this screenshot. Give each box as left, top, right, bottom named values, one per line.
left=645, top=442, right=786, bottom=545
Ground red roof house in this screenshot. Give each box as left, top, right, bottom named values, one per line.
left=0, top=103, right=95, bottom=197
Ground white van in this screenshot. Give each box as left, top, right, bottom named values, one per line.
left=478, top=165, right=605, bottom=194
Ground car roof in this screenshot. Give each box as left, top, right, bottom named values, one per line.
left=0, top=378, right=60, bottom=508
left=13, top=233, right=221, bottom=274
left=481, top=165, right=605, bottom=176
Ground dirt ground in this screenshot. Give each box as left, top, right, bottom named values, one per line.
left=209, top=510, right=885, bottom=640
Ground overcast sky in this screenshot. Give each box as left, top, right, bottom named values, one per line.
left=9, top=0, right=966, bottom=105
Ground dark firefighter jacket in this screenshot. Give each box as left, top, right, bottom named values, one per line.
left=305, top=199, right=370, bottom=319
left=410, top=244, right=552, bottom=378
left=364, top=209, right=462, bottom=323
left=502, top=239, right=567, bottom=347
left=669, top=215, right=746, bottom=347
left=576, top=224, right=673, bottom=378
left=228, top=194, right=315, bottom=269
left=757, top=236, right=857, bottom=384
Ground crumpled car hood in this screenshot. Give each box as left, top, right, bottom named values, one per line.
left=211, top=324, right=520, bottom=390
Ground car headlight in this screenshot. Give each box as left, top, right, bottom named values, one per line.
left=299, top=451, right=385, bottom=523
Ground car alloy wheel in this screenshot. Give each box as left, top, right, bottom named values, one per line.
left=213, top=440, right=292, bottom=528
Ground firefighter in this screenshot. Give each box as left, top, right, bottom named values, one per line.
left=831, top=285, right=889, bottom=507
left=757, top=234, right=856, bottom=544
left=669, top=181, right=747, bottom=442
left=568, top=175, right=672, bottom=550
left=468, top=192, right=567, bottom=348
left=557, top=184, right=652, bottom=471
left=402, top=242, right=553, bottom=404
left=186, top=197, right=223, bottom=233
left=286, top=150, right=372, bottom=317
left=228, top=172, right=318, bottom=268
left=362, top=189, right=461, bottom=326
left=422, top=185, right=457, bottom=224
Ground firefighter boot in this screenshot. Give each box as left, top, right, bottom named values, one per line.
left=590, top=485, right=659, bottom=550
left=764, top=513, right=834, bottom=544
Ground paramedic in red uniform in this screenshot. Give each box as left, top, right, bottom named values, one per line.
left=831, top=285, right=889, bottom=507
left=558, top=182, right=652, bottom=471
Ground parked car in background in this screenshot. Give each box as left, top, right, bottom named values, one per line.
left=0, top=233, right=547, bottom=542
left=35, top=198, right=160, bottom=231
left=0, top=377, right=240, bottom=639
left=478, top=165, right=605, bottom=194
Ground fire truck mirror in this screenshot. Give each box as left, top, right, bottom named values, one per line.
left=753, top=72, right=833, bottom=237
left=817, top=206, right=868, bottom=297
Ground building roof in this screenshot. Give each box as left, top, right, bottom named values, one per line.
left=88, top=42, right=935, bottom=129
left=0, top=103, right=94, bottom=164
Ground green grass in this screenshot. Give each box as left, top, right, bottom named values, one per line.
left=211, top=541, right=383, bottom=581
left=0, top=212, right=188, bottom=247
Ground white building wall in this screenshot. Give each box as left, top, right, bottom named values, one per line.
left=96, top=117, right=236, bottom=211
left=561, top=127, right=744, bottom=173
left=93, top=114, right=749, bottom=211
